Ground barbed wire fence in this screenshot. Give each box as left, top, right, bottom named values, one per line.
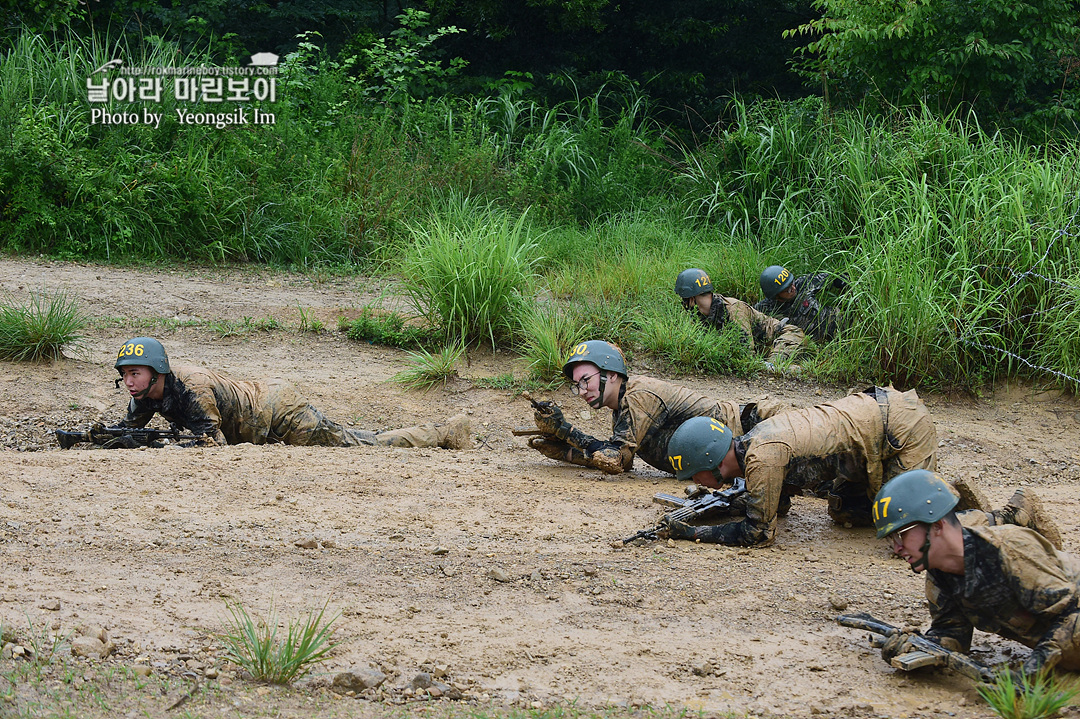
left=953, top=193, right=1080, bottom=390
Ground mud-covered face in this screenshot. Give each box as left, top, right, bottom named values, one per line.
left=691, top=468, right=722, bottom=490
left=119, top=365, right=155, bottom=398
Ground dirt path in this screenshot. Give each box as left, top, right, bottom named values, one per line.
left=2, top=257, right=1079, bottom=718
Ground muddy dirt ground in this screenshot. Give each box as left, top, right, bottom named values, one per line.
left=1, top=258, right=1079, bottom=719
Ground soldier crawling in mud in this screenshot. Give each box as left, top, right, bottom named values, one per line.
left=106, top=336, right=471, bottom=449
left=754, top=265, right=848, bottom=343
left=871, top=469, right=1074, bottom=680
left=674, top=268, right=806, bottom=371
left=659, top=386, right=1061, bottom=547
left=527, top=339, right=790, bottom=475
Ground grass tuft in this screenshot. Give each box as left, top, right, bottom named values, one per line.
left=218, top=599, right=340, bottom=685
left=400, top=195, right=541, bottom=348
left=0, top=290, right=86, bottom=362
left=394, top=342, right=466, bottom=391
left=635, top=300, right=758, bottom=376
left=978, top=669, right=1080, bottom=719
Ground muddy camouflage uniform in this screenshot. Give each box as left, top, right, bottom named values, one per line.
left=531, top=376, right=788, bottom=475
left=753, top=272, right=847, bottom=343
left=923, top=524, right=1080, bottom=673
left=120, top=365, right=453, bottom=447
left=687, top=386, right=936, bottom=546
left=700, top=295, right=806, bottom=364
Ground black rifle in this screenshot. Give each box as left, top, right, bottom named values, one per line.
left=838, top=612, right=995, bottom=682
left=623, top=477, right=747, bottom=543
left=56, top=425, right=201, bottom=449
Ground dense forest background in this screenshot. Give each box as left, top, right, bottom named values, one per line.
left=1, top=0, right=1079, bottom=390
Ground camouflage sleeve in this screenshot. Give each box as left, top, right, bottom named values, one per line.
left=685, top=441, right=785, bottom=545
left=689, top=517, right=771, bottom=546
left=753, top=298, right=777, bottom=316
left=171, top=378, right=229, bottom=444
left=1000, top=535, right=1080, bottom=673
left=801, top=272, right=833, bottom=295
left=924, top=575, right=975, bottom=652
left=1023, top=602, right=1080, bottom=674
left=765, top=322, right=806, bottom=363
left=118, top=398, right=155, bottom=429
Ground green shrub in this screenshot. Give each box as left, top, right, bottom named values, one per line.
left=978, top=668, right=1080, bottom=719
left=344, top=310, right=438, bottom=349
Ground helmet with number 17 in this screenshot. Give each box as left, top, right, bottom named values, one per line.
left=666, top=416, right=733, bottom=481
left=873, top=470, right=958, bottom=539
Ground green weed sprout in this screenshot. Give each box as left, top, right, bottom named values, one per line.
left=0, top=290, right=86, bottom=362
left=22, top=613, right=71, bottom=666
left=218, top=600, right=340, bottom=685
left=978, top=668, right=1080, bottom=719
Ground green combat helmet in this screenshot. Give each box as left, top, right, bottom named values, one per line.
left=759, top=265, right=794, bottom=300
left=666, top=416, right=733, bottom=481
left=675, top=268, right=713, bottom=299
left=563, top=340, right=627, bottom=410
left=872, top=469, right=958, bottom=539
left=874, top=469, right=958, bottom=572
left=562, top=340, right=627, bottom=379
left=115, top=337, right=171, bottom=400
left=115, top=337, right=171, bottom=374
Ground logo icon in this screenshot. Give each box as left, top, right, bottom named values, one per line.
left=92, top=59, right=124, bottom=74
left=248, top=53, right=279, bottom=67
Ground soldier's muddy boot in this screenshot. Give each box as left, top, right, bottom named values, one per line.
left=375, top=415, right=471, bottom=449
left=993, top=488, right=1064, bottom=550
left=951, top=478, right=990, bottom=513
left=435, top=414, right=472, bottom=450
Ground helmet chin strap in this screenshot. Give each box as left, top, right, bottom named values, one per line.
left=588, top=371, right=609, bottom=409
left=911, top=524, right=932, bottom=573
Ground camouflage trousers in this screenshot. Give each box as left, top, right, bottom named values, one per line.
left=264, top=385, right=459, bottom=448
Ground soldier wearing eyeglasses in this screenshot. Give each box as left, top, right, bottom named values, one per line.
left=527, top=340, right=790, bottom=475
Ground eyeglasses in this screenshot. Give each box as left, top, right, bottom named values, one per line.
left=570, top=372, right=600, bottom=396
left=887, top=524, right=918, bottom=549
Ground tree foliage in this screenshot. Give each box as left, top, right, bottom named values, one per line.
left=787, top=0, right=1080, bottom=131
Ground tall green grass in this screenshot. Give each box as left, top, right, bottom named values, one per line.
left=399, top=196, right=541, bottom=347
left=3, top=24, right=1079, bottom=390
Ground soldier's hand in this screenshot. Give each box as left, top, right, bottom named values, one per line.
left=100, top=435, right=140, bottom=450
left=179, top=435, right=218, bottom=448
left=881, top=632, right=919, bottom=664
left=588, top=448, right=626, bottom=475
left=656, top=516, right=697, bottom=541
left=528, top=436, right=572, bottom=462
left=533, top=404, right=572, bottom=440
